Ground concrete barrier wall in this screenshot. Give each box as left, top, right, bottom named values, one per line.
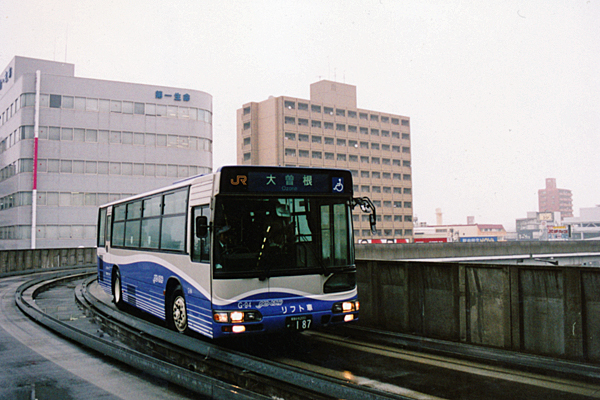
left=356, top=240, right=600, bottom=260
left=0, top=248, right=97, bottom=275
left=356, top=259, right=600, bottom=363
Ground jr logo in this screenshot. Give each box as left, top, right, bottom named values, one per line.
left=230, top=175, right=247, bottom=186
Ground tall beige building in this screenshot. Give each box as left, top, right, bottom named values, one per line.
left=236, top=80, right=413, bottom=242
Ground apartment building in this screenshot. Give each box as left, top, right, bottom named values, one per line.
left=236, top=80, right=413, bottom=242
left=538, top=178, right=573, bottom=219
left=0, top=56, right=213, bottom=249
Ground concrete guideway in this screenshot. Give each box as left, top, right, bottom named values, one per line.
left=0, top=270, right=201, bottom=400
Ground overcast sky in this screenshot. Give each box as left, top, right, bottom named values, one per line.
left=2, top=0, right=598, bottom=230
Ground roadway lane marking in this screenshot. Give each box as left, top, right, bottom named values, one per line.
left=308, top=331, right=600, bottom=398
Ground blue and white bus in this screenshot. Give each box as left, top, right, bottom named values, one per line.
left=96, top=166, right=375, bottom=339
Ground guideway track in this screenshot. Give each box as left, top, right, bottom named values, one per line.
left=15, top=269, right=411, bottom=400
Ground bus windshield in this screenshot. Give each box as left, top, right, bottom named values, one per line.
left=213, top=196, right=353, bottom=278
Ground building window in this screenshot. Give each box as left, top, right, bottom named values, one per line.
left=298, top=102, right=308, bottom=111
left=348, top=125, right=357, bottom=133
left=324, top=152, right=334, bottom=160
left=285, top=148, right=296, bottom=157
left=402, top=119, right=410, bottom=126
left=349, top=155, right=358, bottom=162
left=403, top=160, right=411, bottom=167
left=298, top=134, right=309, bottom=142
left=243, top=106, right=251, bottom=115
left=285, top=132, right=296, bottom=141
left=403, top=174, right=411, bottom=181
left=360, top=156, right=369, bottom=163
left=372, top=186, right=381, bottom=193
left=348, top=110, right=357, bottom=118
left=382, top=144, right=390, bottom=151
left=383, top=172, right=391, bottom=179
left=371, top=129, right=379, bottom=136
left=392, top=118, right=400, bottom=125
left=284, top=116, right=295, bottom=125
left=324, top=107, right=333, bottom=115
left=372, top=171, right=380, bottom=179
left=372, top=157, right=380, bottom=164
left=404, top=202, right=412, bottom=208
left=361, top=185, right=370, bottom=193
left=311, top=120, right=322, bottom=128
left=360, top=141, right=369, bottom=149
left=371, top=143, right=379, bottom=150
left=49, top=95, right=61, bottom=108
left=360, top=127, right=368, bottom=135
left=243, top=122, right=251, bottom=130
left=359, top=113, right=368, bottom=120
left=405, top=215, right=412, bottom=222
left=298, top=118, right=309, bottom=126
left=243, top=137, right=251, bottom=146
left=299, top=150, right=309, bottom=158
left=402, top=147, right=410, bottom=154
left=336, top=109, right=345, bottom=117
left=337, top=154, right=346, bottom=161
left=336, top=123, right=346, bottom=131
left=311, top=104, right=321, bottom=113
left=312, top=151, right=322, bottom=159
left=243, top=153, right=251, bottom=161
left=370, top=114, right=379, bottom=122
left=382, top=130, right=390, bottom=137
left=312, top=135, right=322, bottom=143
left=284, top=100, right=295, bottom=109
left=361, top=171, right=370, bottom=178
left=336, top=138, right=346, bottom=146
left=402, top=133, right=410, bottom=140
left=348, top=140, right=357, bottom=148
left=324, top=137, right=334, bottom=145
left=404, top=188, right=412, bottom=194
left=381, top=116, right=389, bottom=123
left=324, top=122, right=334, bottom=130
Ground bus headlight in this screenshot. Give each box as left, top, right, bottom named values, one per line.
left=332, top=300, right=359, bottom=313
left=213, top=310, right=262, bottom=323
left=230, top=311, right=244, bottom=323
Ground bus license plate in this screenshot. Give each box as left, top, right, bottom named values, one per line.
left=285, top=315, right=312, bottom=331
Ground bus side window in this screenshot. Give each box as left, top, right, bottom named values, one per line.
left=192, top=205, right=211, bottom=262
left=97, top=208, right=107, bottom=247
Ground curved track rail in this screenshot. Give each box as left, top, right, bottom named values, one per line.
left=15, top=269, right=410, bottom=400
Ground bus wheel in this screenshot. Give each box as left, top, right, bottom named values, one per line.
left=112, top=268, right=124, bottom=310
left=168, top=287, right=188, bottom=333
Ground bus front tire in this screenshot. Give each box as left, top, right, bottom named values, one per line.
left=167, top=287, right=188, bottom=333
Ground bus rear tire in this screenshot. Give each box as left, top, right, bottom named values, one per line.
left=112, top=268, right=124, bottom=310
left=167, top=287, right=188, bottom=333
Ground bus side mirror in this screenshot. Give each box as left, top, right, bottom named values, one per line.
left=195, top=216, right=208, bottom=238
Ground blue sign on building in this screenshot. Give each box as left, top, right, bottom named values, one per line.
left=155, top=90, right=190, bottom=101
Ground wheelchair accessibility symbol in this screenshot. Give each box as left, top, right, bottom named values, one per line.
left=332, top=177, right=344, bottom=193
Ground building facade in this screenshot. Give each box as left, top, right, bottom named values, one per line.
left=414, top=223, right=507, bottom=242
left=236, top=80, right=413, bottom=242
left=563, top=206, right=600, bottom=240
left=538, top=178, right=573, bottom=218
left=0, top=56, right=212, bottom=249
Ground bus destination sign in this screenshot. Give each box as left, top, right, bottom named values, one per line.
left=220, top=167, right=351, bottom=195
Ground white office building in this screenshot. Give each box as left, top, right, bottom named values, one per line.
left=0, top=56, right=212, bottom=249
